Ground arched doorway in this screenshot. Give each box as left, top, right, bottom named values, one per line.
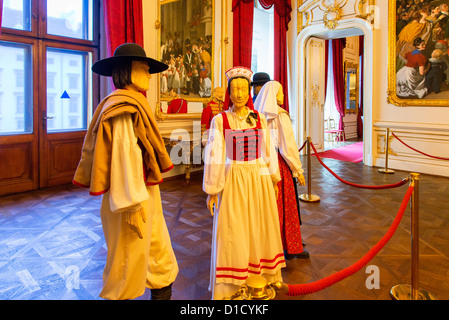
left=293, top=19, right=374, bottom=166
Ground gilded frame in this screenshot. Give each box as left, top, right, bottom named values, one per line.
left=344, top=61, right=359, bottom=114
left=388, top=0, right=449, bottom=107
left=157, top=0, right=214, bottom=108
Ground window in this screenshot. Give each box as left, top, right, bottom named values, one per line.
left=0, top=42, right=32, bottom=134
left=2, top=0, right=32, bottom=31
left=0, top=0, right=98, bottom=135
left=251, top=4, right=274, bottom=79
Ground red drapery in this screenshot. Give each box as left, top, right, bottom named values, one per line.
left=232, top=0, right=292, bottom=112
left=357, top=36, right=364, bottom=138
left=103, top=0, right=144, bottom=57
left=0, top=0, right=3, bottom=35
left=232, top=0, right=254, bottom=68
left=332, top=38, right=346, bottom=140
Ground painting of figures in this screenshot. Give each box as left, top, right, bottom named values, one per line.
left=390, top=0, right=449, bottom=106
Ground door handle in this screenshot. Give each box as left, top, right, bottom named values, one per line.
left=43, top=116, right=54, bottom=120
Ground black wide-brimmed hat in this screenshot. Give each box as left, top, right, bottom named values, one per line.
left=92, top=43, right=168, bottom=76
left=251, top=72, right=271, bottom=86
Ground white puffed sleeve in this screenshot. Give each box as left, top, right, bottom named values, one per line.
left=277, top=111, right=304, bottom=178
left=259, top=113, right=281, bottom=184
left=108, top=114, right=149, bottom=213
left=203, top=114, right=226, bottom=195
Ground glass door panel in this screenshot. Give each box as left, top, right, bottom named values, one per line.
left=0, top=41, right=33, bottom=135
left=46, top=48, right=90, bottom=132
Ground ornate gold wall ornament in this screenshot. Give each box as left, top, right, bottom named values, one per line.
left=323, top=5, right=342, bottom=30
left=311, top=85, right=320, bottom=109
left=155, top=20, right=161, bottom=30
left=377, top=133, right=396, bottom=155
left=356, top=0, right=374, bottom=22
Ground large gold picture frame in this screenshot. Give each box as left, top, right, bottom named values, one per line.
left=388, top=0, right=449, bottom=107
left=158, top=0, right=214, bottom=103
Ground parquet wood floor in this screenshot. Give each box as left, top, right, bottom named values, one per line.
left=0, top=155, right=448, bottom=300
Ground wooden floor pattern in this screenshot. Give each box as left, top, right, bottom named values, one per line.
left=0, top=155, right=448, bottom=300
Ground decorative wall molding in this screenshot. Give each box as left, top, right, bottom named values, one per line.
left=373, top=122, right=449, bottom=176
left=297, top=0, right=375, bottom=35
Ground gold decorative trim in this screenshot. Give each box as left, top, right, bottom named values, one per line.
left=311, top=85, right=320, bottom=109
left=356, top=0, right=374, bottom=22
left=323, top=5, right=342, bottom=30
left=377, top=133, right=396, bottom=155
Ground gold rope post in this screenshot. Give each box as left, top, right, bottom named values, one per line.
left=390, top=173, right=437, bottom=300
left=378, top=128, right=395, bottom=174
left=299, top=137, right=320, bottom=202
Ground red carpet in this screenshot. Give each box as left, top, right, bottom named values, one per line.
left=315, top=141, right=363, bottom=163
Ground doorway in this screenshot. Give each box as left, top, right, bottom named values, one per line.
left=323, top=35, right=364, bottom=163
left=295, top=21, right=374, bottom=166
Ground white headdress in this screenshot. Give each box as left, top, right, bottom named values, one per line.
left=253, top=80, right=281, bottom=120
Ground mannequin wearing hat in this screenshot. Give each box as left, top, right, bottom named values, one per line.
left=254, top=80, right=309, bottom=260
left=251, top=72, right=271, bottom=102
left=73, top=43, right=178, bottom=300
left=203, top=66, right=285, bottom=300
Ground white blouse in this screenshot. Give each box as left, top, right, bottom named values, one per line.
left=267, top=107, right=304, bottom=178
left=108, top=114, right=149, bottom=213
left=203, top=107, right=281, bottom=195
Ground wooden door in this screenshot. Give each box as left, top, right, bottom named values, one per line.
left=305, top=37, right=326, bottom=153
left=0, top=36, right=40, bottom=196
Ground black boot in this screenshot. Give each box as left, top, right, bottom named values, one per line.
left=150, top=283, right=173, bottom=300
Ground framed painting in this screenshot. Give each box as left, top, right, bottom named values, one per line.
left=158, top=0, right=214, bottom=103
left=388, top=0, right=449, bottom=107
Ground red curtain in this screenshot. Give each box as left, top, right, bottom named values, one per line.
left=232, top=0, right=254, bottom=68
left=103, top=0, right=144, bottom=57
left=0, top=0, right=3, bottom=35
left=357, top=36, right=364, bottom=138
left=332, top=38, right=346, bottom=140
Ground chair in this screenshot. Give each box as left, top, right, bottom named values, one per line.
left=324, top=118, right=344, bottom=143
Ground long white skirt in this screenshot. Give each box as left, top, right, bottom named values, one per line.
left=210, top=159, right=285, bottom=300
left=396, top=66, right=427, bottom=98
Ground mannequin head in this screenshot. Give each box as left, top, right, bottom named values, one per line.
left=213, top=87, right=224, bottom=102
left=112, top=60, right=151, bottom=92
left=229, top=77, right=250, bottom=110
left=276, top=83, right=284, bottom=106
left=129, top=60, right=152, bottom=92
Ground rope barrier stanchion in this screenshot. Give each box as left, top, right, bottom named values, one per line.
left=299, top=137, right=320, bottom=203
left=378, top=128, right=395, bottom=174
left=390, top=173, right=438, bottom=300
left=392, top=132, right=449, bottom=161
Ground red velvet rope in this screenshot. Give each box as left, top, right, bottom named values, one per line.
left=310, top=142, right=409, bottom=189
left=287, top=184, right=414, bottom=296
left=298, top=139, right=308, bottom=153
left=391, top=132, right=449, bottom=161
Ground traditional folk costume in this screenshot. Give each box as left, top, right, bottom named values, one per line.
left=203, top=67, right=285, bottom=300
left=254, top=81, right=306, bottom=257
left=167, top=98, right=188, bottom=114
left=73, top=44, right=178, bottom=300
left=201, top=99, right=223, bottom=137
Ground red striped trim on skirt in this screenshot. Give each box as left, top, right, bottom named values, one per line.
left=216, top=253, right=285, bottom=280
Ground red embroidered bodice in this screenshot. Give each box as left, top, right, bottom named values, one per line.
left=221, top=111, right=262, bottom=162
